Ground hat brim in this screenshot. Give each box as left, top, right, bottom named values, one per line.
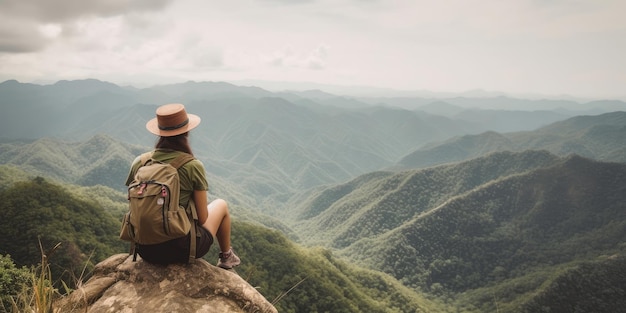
left=146, top=114, right=201, bottom=137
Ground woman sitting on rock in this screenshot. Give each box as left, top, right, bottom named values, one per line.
left=125, top=103, right=240, bottom=268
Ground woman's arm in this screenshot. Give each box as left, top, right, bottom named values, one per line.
left=193, top=189, right=209, bottom=224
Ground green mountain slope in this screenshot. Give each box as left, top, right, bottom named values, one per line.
left=230, top=221, right=448, bottom=313
left=0, top=135, right=145, bottom=191
left=0, top=136, right=296, bottom=233
left=295, top=150, right=561, bottom=248
left=0, top=177, right=127, bottom=284
left=2, top=150, right=624, bottom=312
left=337, top=155, right=626, bottom=311
left=0, top=175, right=448, bottom=313
left=518, top=255, right=626, bottom=313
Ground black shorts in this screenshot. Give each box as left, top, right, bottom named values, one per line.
left=136, top=223, right=214, bottom=264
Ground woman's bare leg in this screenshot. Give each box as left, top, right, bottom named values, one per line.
left=201, top=198, right=231, bottom=252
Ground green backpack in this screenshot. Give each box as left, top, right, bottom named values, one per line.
left=120, top=151, right=199, bottom=262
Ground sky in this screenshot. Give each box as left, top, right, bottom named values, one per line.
left=0, top=0, right=625, bottom=100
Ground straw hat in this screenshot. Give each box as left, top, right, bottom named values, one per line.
left=146, top=103, right=201, bottom=137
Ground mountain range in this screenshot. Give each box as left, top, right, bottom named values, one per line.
left=1, top=79, right=625, bottom=312
left=2, top=79, right=625, bottom=205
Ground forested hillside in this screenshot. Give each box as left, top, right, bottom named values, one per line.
left=0, top=173, right=449, bottom=313
left=292, top=150, right=561, bottom=247
left=519, top=255, right=626, bottom=312
left=0, top=135, right=143, bottom=191
left=296, top=152, right=626, bottom=311
left=3, top=152, right=624, bottom=312
left=0, top=177, right=126, bottom=284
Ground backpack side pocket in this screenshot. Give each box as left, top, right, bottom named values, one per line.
left=165, top=206, right=192, bottom=238
left=119, top=212, right=134, bottom=241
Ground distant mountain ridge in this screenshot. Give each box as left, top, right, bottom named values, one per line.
left=360, top=95, right=626, bottom=113
left=399, top=111, right=626, bottom=169
left=4, top=78, right=623, bottom=141
left=2, top=80, right=626, bottom=215
left=0, top=79, right=481, bottom=205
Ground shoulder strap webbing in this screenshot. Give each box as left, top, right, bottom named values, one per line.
left=166, top=152, right=197, bottom=263
left=139, top=151, right=195, bottom=169
left=160, top=152, right=197, bottom=262
left=188, top=200, right=199, bottom=263
left=139, top=151, right=153, bottom=167
left=167, top=152, right=195, bottom=169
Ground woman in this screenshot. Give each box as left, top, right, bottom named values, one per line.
left=125, top=103, right=240, bottom=268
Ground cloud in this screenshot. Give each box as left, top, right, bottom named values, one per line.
left=0, top=18, right=49, bottom=52
left=0, top=0, right=624, bottom=99
left=179, top=35, right=225, bottom=70
left=305, top=45, right=329, bottom=70
left=0, top=0, right=174, bottom=53
left=267, top=44, right=329, bottom=70
left=0, top=0, right=173, bottom=23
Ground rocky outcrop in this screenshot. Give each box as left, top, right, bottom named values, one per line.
left=56, top=253, right=277, bottom=313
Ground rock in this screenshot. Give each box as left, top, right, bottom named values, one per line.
left=56, top=253, right=277, bottom=313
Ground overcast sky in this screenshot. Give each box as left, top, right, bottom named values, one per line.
left=0, top=0, right=625, bottom=99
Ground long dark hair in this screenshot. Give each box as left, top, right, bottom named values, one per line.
left=155, top=132, right=193, bottom=155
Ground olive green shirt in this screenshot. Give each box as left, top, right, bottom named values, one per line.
left=125, top=149, right=209, bottom=207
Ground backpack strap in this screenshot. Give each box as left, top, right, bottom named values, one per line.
left=138, top=151, right=194, bottom=169
left=168, top=153, right=195, bottom=170
left=167, top=152, right=198, bottom=262
left=139, top=151, right=153, bottom=166
left=131, top=242, right=137, bottom=261
left=187, top=200, right=200, bottom=263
